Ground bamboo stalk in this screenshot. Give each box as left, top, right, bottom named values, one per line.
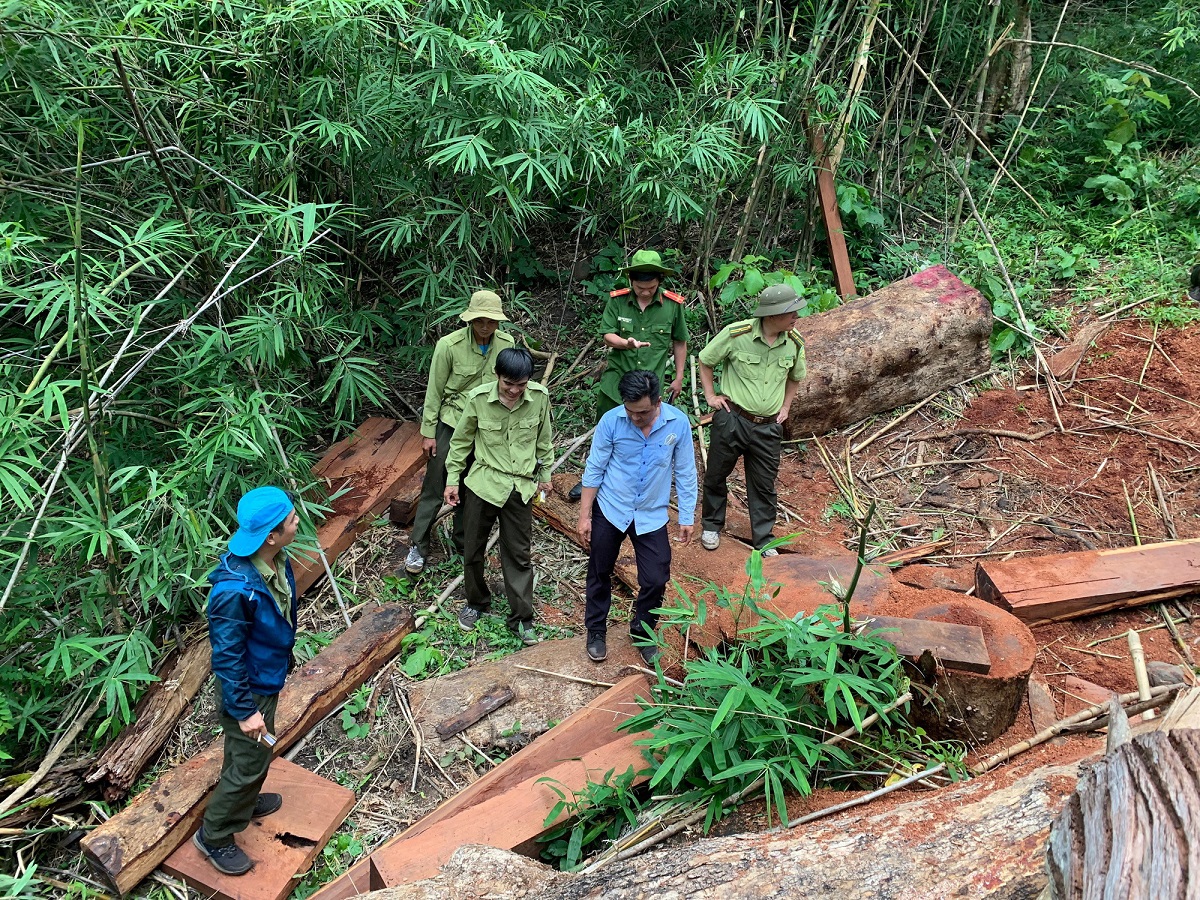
left=1127, top=630, right=1155, bottom=720
left=512, top=665, right=615, bottom=689
left=785, top=762, right=947, bottom=830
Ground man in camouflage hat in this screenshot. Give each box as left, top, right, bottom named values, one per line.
left=568, top=249, right=689, bottom=502
left=697, top=284, right=807, bottom=554
left=406, top=289, right=516, bottom=574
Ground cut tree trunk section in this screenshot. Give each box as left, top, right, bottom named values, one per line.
left=80, top=604, right=415, bottom=896
left=787, top=265, right=992, bottom=438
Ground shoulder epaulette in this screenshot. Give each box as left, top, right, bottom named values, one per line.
left=527, top=380, right=549, bottom=394
left=494, top=330, right=516, bottom=345
left=610, top=287, right=631, bottom=298
left=729, top=320, right=754, bottom=337
left=444, top=327, right=469, bottom=345
left=788, top=328, right=805, bottom=347
left=663, top=289, right=686, bottom=304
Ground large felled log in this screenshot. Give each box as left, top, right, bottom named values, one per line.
left=976, top=538, right=1200, bottom=624
left=80, top=604, right=414, bottom=896
left=787, top=265, right=992, bottom=436
left=1046, top=725, right=1200, bottom=898
left=85, top=639, right=211, bottom=802
left=360, top=759, right=1087, bottom=900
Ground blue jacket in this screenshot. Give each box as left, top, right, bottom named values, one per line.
left=207, top=552, right=298, bottom=721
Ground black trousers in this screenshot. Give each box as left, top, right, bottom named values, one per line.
left=462, top=485, right=534, bottom=629
left=584, top=502, right=671, bottom=640
left=701, top=408, right=782, bottom=549
left=409, top=420, right=467, bottom=558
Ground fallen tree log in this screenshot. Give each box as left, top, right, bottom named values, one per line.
left=1046, top=699, right=1200, bottom=898
left=85, top=639, right=211, bottom=802
left=360, top=758, right=1087, bottom=900
left=787, top=265, right=992, bottom=437
left=80, top=604, right=415, bottom=896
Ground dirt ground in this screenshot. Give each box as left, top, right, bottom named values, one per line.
left=114, top=316, right=1200, bottom=897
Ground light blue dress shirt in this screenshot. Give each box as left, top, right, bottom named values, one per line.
left=581, top=401, right=699, bottom=534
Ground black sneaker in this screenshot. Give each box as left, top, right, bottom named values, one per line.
left=567, top=480, right=583, bottom=502
left=252, top=792, right=282, bottom=818
left=458, top=606, right=481, bottom=631
left=193, top=827, right=253, bottom=876
left=638, top=643, right=661, bottom=666
left=586, top=633, right=607, bottom=662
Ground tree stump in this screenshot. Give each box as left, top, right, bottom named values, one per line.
left=788, top=265, right=992, bottom=437
left=1045, top=726, right=1200, bottom=899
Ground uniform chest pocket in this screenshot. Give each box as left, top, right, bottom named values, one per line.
left=448, top=361, right=481, bottom=390
left=777, top=356, right=795, bottom=369
left=734, top=351, right=762, bottom=366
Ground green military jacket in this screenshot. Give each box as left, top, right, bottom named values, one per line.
left=445, top=381, right=554, bottom=507
left=698, top=318, right=807, bottom=417
left=420, top=326, right=517, bottom=438
left=598, top=288, right=688, bottom=402
left=251, top=552, right=293, bottom=626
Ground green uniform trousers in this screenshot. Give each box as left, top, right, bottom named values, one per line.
left=203, top=692, right=277, bottom=844
left=702, top=408, right=782, bottom=550
left=595, top=386, right=621, bottom=420
left=462, top=485, right=535, bottom=629
left=410, top=420, right=468, bottom=558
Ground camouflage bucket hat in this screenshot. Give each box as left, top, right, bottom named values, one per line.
left=461, top=290, right=509, bottom=322
left=752, top=284, right=807, bottom=317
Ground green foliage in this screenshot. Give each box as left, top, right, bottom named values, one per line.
left=339, top=685, right=373, bottom=740
left=709, top=256, right=839, bottom=324
left=538, top=766, right=648, bottom=871
left=293, top=831, right=365, bottom=899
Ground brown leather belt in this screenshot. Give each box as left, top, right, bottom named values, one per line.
left=727, top=402, right=776, bottom=426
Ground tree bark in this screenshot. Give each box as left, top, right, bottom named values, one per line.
left=362, top=760, right=1087, bottom=900
left=787, top=265, right=992, bottom=438
left=1046, top=727, right=1200, bottom=899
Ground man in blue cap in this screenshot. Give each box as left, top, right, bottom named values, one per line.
left=193, top=486, right=299, bottom=876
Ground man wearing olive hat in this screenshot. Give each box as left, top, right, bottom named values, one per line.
left=697, top=284, right=807, bottom=554
left=568, top=250, right=689, bottom=503
left=194, top=486, right=300, bottom=876
left=406, top=289, right=516, bottom=574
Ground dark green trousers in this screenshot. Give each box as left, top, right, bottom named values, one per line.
left=595, top=387, right=621, bottom=420
left=702, top=408, right=782, bottom=550
left=202, top=692, right=277, bottom=844
left=409, top=421, right=467, bottom=558
left=462, top=485, right=534, bottom=629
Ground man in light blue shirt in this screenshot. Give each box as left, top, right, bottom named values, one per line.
left=576, top=370, right=698, bottom=665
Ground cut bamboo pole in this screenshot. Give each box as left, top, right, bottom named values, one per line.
left=1127, top=629, right=1155, bottom=720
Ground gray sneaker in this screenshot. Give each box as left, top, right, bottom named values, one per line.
left=404, top=545, right=425, bottom=574
left=700, top=530, right=720, bottom=551
left=457, top=606, right=481, bottom=631
left=512, top=621, right=540, bottom=646
left=193, top=827, right=253, bottom=876
left=760, top=547, right=779, bottom=558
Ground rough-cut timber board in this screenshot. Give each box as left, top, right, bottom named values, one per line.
left=86, top=639, right=212, bottom=801
left=294, top=418, right=426, bottom=595
left=975, top=538, right=1200, bottom=625
left=787, top=265, right=992, bottom=438
left=809, top=128, right=857, bottom=300
left=162, top=758, right=353, bottom=900
left=312, top=675, right=651, bottom=899
left=434, top=684, right=514, bottom=739
left=862, top=615, right=991, bottom=674
left=386, top=473, right=424, bottom=526
left=81, top=604, right=414, bottom=896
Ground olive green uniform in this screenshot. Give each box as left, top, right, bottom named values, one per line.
left=597, top=289, right=688, bottom=414
left=411, top=326, right=516, bottom=557
left=446, top=381, right=553, bottom=629
left=698, top=318, right=807, bottom=549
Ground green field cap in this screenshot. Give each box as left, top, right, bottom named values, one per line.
left=752, top=284, right=806, bottom=317
left=461, top=289, right=509, bottom=322
left=622, top=249, right=673, bottom=276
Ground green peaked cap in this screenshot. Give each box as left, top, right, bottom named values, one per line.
left=622, top=249, right=674, bottom=276
left=752, top=283, right=807, bottom=317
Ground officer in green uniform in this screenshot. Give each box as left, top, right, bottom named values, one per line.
left=444, top=348, right=553, bottom=645
left=697, top=284, right=807, bottom=554
left=568, top=249, right=689, bottom=502
left=406, top=290, right=516, bottom=574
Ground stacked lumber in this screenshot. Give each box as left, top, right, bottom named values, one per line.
left=80, top=604, right=415, bottom=896
left=312, top=674, right=651, bottom=898
left=976, top=538, right=1200, bottom=624
left=294, top=418, right=426, bottom=595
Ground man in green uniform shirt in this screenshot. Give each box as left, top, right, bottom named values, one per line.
left=697, top=284, right=807, bottom=554
left=444, top=348, right=553, bottom=645
left=568, top=249, right=688, bottom=502
left=406, top=290, right=516, bottom=574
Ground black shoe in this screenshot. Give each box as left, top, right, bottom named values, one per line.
left=568, top=480, right=583, bottom=503
left=586, top=632, right=607, bottom=662
left=458, top=606, right=482, bottom=631
left=193, top=827, right=253, bottom=876
left=638, top=644, right=661, bottom=666
left=252, top=792, right=282, bottom=818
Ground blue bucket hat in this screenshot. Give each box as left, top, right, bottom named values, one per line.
left=229, top=486, right=294, bottom=556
